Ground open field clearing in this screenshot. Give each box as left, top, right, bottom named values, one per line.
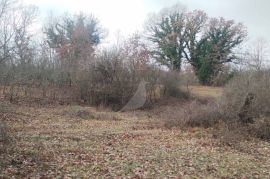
left=1, top=103, right=270, bottom=178
left=189, top=86, right=224, bottom=98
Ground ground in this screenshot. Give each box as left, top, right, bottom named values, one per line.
left=1, top=87, right=270, bottom=178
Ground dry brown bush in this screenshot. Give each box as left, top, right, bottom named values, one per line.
left=220, top=70, right=270, bottom=120
left=160, top=71, right=190, bottom=100
left=183, top=100, right=222, bottom=128
left=211, top=66, right=236, bottom=87
left=61, top=106, right=123, bottom=121
left=77, top=52, right=141, bottom=110
left=0, top=122, right=9, bottom=144
left=248, top=118, right=270, bottom=140
left=0, top=114, right=12, bottom=153
left=161, top=99, right=221, bottom=129
left=1, top=56, right=189, bottom=110
left=60, top=106, right=96, bottom=119
left=76, top=50, right=189, bottom=110
left=212, top=123, right=250, bottom=149
left=219, top=70, right=270, bottom=140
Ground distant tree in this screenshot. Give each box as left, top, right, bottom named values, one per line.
left=123, top=33, right=150, bottom=71
left=147, top=7, right=208, bottom=73
left=184, top=10, right=208, bottom=63
left=147, top=5, right=187, bottom=72
left=0, top=0, right=16, bottom=65
left=0, top=0, right=38, bottom=67
left=44, top=13, right=103, bottom=86
left=14, top=5, right=38, bottom=65
left=187, top=18, right=247, bottom=85
left=244, top=38, right=269, bottom=71
left=44, top=13, right=103, bottom=70
left=147, top=4, right=247, bottom=85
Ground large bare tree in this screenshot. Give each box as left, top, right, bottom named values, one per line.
left=13, top=5, right=38, bottom=65
left=0, top=0, right=15, bottom=64
left=0, top=0, right=38, bottom=65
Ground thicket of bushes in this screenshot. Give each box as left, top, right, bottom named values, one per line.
left=220, top=70, right=270, bottom=140
left=221, top=70, right=270, bottom=120
left=162, top=99, right=221, bottom=129
left=0, top=0, right=189, bottom=109
left=162, top=70, right=270, bottom=141
left=0, top=48, right=189, bottom=110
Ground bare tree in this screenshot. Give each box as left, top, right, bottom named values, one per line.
left=0, top=0, right=9, bottom=19
left=244, top=38, right=269, bottom=71
left=44, top=13, right=104, bottom=86
left=0, top=0, right=38, bottom=65
left=44, top=13, right=103, bottom=68
left=0, top=0, right=16, bottom=64
left=13, top=5, right=38, bottom=65
left=122, top=33, right=150, bottom=71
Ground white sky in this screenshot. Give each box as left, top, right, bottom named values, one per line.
left=23, top=0, right=270, bottom=44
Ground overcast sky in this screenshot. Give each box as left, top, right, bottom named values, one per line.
left=24, top=0, right=270, bottom=44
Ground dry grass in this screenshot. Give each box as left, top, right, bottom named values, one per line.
left=189, top=86, right=223, bottom=98
left=150, top=99, right=221, bottom=129
left=1, top=104, right=270, bottom=178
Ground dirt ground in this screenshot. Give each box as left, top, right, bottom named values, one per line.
left=1, top=102, right=270, bottom=178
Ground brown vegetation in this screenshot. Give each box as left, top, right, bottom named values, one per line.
left=0, top=0, right=270, bottom=178
left=1, top=103, right=270, bottom=178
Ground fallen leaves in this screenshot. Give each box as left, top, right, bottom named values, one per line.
left=1, top=104, right=270, bottom=178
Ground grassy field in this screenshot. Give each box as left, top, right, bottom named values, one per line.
left=1, top=100, right=270, bottom=178
left=189, top=86, right=224, bottom=98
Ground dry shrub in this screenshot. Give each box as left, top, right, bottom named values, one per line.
left=211, top=66, right=236, bottom=87
left=160, top=71, right=190, bottom=100
left=61, top=106, right=96, bottom=119
left=162, top=99, right=221, bottom=129
left=156, top=103, right=186, bottom=129
left=180, top=69, right=199, bottom=87
left=95, top=112, right=123, bottom=121
left=0, top=122, right=9, bottom=144
left=219, top=70, right=270, bottom=140
left=77, top=49, right=189, bottom=110
left=0, top=41, right=189, bottom=110
left=249, top=118, right=270, bottom=140
left=213, top=123, right=250, bottom=149
left=183, top=100, right=221, bottom=128
left=77, top=52, right=141, bottom=110
left=0, top=115, right=12, bottom=153
left=62, top=106, right=123, bottom=121
left=0, top=103, right=13, bottom=146
left=220, top=70, right=270, bottom=120
left=75, top=109, right=95, bottom=120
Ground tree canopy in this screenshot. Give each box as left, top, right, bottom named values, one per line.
left=147, top=6, right=247, bottom=85
left=44, top=13, right=103, bottom=69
